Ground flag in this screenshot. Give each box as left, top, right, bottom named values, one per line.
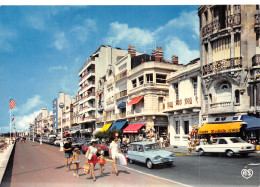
left=9, top=99, right=16, bottom=109
left=12, top=115, right=14, bottom=121
left=13, top=122, right=15, bottom=127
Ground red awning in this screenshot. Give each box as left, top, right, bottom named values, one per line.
left=127, top=96, right=144, bottom=106
left=63, top=132, right=69, bottom=136
left=123, top=123, right=145, bottom=133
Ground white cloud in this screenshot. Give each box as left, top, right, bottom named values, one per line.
left=107, top=22, right=154, bottom=48
left=0, top=24, right=16, bottom=52
left=15, top=95, right=43, bottom=115
left=71, top=19, right=97, bottom=42
left=49, top=65, right=68, bottom=72
left=15, top=110, right=42, bottom=130
left=164, top=37, right=199, bottom=65
left=26, top=16, right=45, bottom=30
left=53, top=32, right=68, bottom=51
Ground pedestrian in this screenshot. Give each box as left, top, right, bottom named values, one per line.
left=109, top=136, right=122, bottom=176
left=97, top=147, right=106, bottom=175
left=151, top=135, right=156, bottom=142
left=210, top=135, right=214, bottom=143
left=71, top=148, right=80, bottom=177
left=86, top=139, right=98, bottom=181
left=160, top=136, right=164, bottom=148
left=64, top=138, right=73, bottom=172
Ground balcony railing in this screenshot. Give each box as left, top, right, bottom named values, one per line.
left=202, top=57, right=242, bottom=76
left=176, top=99, right=182, bottom=106
left=79, top=58, right=94, bottom=73
left=115, top=113, right=126, bottom=119
left=208, top=101, right=234, bottom=114
left=167, top=102, right=173, bottom=109
left=79, top=69, right=95, bottom=83
left=114, top=90, right=127, bottom=100
left=107, top=97, right=114, bottom=105
left=252, top=54, right=260, bottom=66
left=202, top=20, right=220, bottom=37
left=226, top=13, right=241, bottom=27
left=184, top=97, right=192, bottom=105
left=114, top=70, right=127, bottom=82
left=83, top=115, right=95, bottom=121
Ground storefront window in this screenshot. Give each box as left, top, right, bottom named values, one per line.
left=184, top=121, right=189, bottom=134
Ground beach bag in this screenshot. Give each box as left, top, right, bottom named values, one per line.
left=116, top=153, right=128, bottom=166
left=82, top=164, right=90, bottom=175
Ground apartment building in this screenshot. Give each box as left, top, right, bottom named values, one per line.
left=126, top=47, right=183, bottom=138
left=198, top=5, right=260, bottom=138
left=165, top=58, right=201, bottom=146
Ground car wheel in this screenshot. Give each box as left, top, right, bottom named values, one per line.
left=226, top=150, right=234, bottom=157
left=128, top=159, right=134, bottom=164
left=198, top=149, right=205, bottom=156
left=146, top=159, right=153, bottom=169
left=166, top=162, right=173, bottom=167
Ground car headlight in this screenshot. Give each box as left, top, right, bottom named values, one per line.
left=154, top=156, right=162, bottom=160
left=170, top=153, right=175, bottom=157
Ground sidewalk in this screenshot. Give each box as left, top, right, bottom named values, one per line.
left=163, top=145, right=198, bottom=155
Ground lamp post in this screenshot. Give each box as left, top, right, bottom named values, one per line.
left=59, top=102, right=65, bottom=151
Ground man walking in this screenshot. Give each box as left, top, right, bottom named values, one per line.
left=64, top=138, right=72, bottom=172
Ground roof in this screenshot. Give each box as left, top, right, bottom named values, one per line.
left=130, top=141, right=157, bottom=145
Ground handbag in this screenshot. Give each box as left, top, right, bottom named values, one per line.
left=88, top=153, right=93, bottom=160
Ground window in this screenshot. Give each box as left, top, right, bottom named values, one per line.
left=176, top=121, right=180, bottom=134
left=184, top=121, right=189, bottom=134
left=215, top=118, right=220, bottom=121
left=174, top=84, right=179, bottom=101
left=218, top=139, right=227, bottom=144
left=138, top=76, right=144, bottom=85
left=132, top=79, right=137, bottom=88
left=233, top=116, right=239, bottom=120
left=191, top=77, right=198, bottom=97
left=235, top=90, right=240, bottom=104
left=146, top=74, right=153, bottom=83
left=156, top=74, right=167, bottom=84
left=137, top=145, right=144, bottom=152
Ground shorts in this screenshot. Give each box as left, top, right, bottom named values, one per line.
left=64, top=153, right=72, bottom=158
left=111, top=152, right=120, bottom=159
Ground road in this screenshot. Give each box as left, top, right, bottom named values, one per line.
left=124, top=152, right=260, bottom=187
left=1, top=141, right=186, bottom=187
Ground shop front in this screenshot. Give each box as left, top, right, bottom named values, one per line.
left=241, top=115, right=260, bottom=143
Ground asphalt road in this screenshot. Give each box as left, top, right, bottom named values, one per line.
left=123, top=152, right=260, bottom=187
left=1, top=141, right=185, bottom=187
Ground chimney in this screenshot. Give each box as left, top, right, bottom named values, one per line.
left=155, top=46, right=163, bottom=62
left=172, top=55, right=178, bottom=64
left=128, top=45, right=136, bottom=57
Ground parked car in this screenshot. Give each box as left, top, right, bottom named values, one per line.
left=81, top=140, right=109, bottom=154
left=196, top=137, right=256, bottom=157
left=47, top=137, right=56, bottom=145
left=54, top=138, right=66, bottom=146
left=126, top=142, right=175, bottom=169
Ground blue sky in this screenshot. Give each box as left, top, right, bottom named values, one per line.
left=0, top=5, right=199, bottom=132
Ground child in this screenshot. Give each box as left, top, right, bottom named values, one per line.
left=97, top=147, right=106, bottom=175
left=71, top=148, right=80, bottom=177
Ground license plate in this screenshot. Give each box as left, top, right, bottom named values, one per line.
left=162, top=158, right=169, bottom=162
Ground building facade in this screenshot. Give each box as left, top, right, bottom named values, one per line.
left=198, top=5, right=260, bottom=138
left=165, top=58, right=201, bottom=146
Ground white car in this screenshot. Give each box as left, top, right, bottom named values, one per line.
left=196, top=137, right=255, bottom=157
left=54, top=139, right=66, bottom=146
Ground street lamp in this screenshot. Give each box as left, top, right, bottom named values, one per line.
left=59, top=102, right=65, bottom=151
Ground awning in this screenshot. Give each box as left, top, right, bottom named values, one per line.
left=123, top=123, right=145, bottom=133
left=127, top=96, right=144, bottom=106
left=109, top=120, right=127, bottom=131
left=100, top=123, right=112, bottom=132
left=241, top=115, right=260, bottom=130
left=118, top=102, right=126, bottom=109
left=96, top=92, right=102, bottom=98
left=198, top=122, right=243, bottom=134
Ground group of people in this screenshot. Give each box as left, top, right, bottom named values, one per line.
left=63, top=136, right=122, bottom=181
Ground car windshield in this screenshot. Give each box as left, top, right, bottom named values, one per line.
left=144, top=143, right=160, bottom=151
left=230, top=138, right=245, bottom=143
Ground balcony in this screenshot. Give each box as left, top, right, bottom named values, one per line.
left=114, top=90, right=127, bottom=100
left=105, top=115, right=115, bottom=121
left=114, top=70, right=127, bottom=82
left=79, top=69, right=95, bottom=84
left=202, top=57, right=242, bottom=76
left=226, top=13, right=241, bottom=27
left=252, top=54, right=260, bottom=67
left=106, top=97, right=114, bottom=105
left=96, top=117, right=104, bottom=123
left=176, top=99, right=182, bottom=106
left=79, top=58, right=95, bottom=73
left=202, top=20, right=220, bottom=37
left=115, top=113, right=126, bottom=119
left=167, top=102, right=173, bottom=109
left=82, top=115, right=95, bottom=122
left=255, top=14, right=260, bottom=27
left=184, top=97, right=192, bottom=105
left=208, top=101, right=234, bottom=114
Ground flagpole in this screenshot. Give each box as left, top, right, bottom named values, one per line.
left=10, top=108, right=11, bottom=144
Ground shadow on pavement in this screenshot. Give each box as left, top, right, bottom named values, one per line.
left=95, top=172, right=110, bottom=179
left=118, top=170, right=131, bottom=174
left=55, top=165, right=66, bottom=169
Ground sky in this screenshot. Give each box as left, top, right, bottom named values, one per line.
left=0, top=5, right=200, bottom=133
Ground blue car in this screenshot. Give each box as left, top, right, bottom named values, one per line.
left=126, top=142, right=175, bottom=169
